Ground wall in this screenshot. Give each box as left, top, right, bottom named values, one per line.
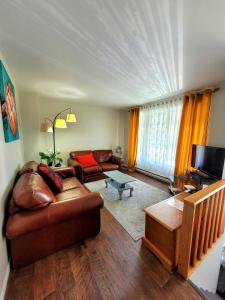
left=19, top=91, right=127, bottom=163
left=190, top=232, right=225, bottom=293
left=0, top=53, right=24, bottom=298
left=208, top=88, right=225, bottom=179
left=208, top=87, right=225, bottom=147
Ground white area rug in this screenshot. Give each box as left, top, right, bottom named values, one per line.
left=85, top=178, right=169, bottom=241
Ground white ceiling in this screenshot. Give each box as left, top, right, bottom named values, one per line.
left=1, top=0, right=225, bottom=107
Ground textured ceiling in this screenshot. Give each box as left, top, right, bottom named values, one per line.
left=0, top=0, right=225, bottom=107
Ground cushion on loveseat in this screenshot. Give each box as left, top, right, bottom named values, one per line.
left=93, top=150, right=112, bottom=163
left=62, top=177, right=82, bottom=191
left=13, top=172, right=56, bottom=210
left=76, top=153, right=98, bottom=168
left=98, top=162, right=119, bottom=171
left=69, top=150, right=92, bottom=159
left=83, top=165, right=102, bottom=175
left=56, top=186, right=89, bottom=202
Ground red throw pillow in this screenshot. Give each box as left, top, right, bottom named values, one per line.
left=38, top=163, right=63, bottom=193
left=76, top=153, right=98, bottom=168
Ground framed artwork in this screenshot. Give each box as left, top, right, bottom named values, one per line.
left=0, top=61, right=19, bottom=142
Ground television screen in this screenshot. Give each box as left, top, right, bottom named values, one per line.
left=191, top=145, right=225, bottom=179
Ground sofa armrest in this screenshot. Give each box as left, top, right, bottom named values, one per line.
left=110, top=155, right=124, bottom=167
left=54, top=166, right=75, bottom=178
left=67, top=158, right=84, bottom=183
left=67, top=158, right=81, bottom=168
left=6, top=192, right=103, bottom=239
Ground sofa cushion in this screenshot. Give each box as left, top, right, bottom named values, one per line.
left=70, top=150, right=92, bottom=159
left=19, top=161, right=39, bottom=175
left=98, top=162, right=119, bottom=171
left=63, top=177, right=82, bottom=191
left=13, top=173, right=56, bottom=210
left=94, top=150, right=112, bottom=163
left=76, top=153, right=98, bottom=168
left=83, top=165, right=102, bottom=175
left=56, top=187, right=89, bottom=202
left=38, top=163, right=63, bottom=193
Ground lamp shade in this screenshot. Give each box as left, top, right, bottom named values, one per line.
left=55, top=118, right=67, bottom=128
left=66, top=113, right=77, bottom=123
left=40, top=122, right=53, bottom=133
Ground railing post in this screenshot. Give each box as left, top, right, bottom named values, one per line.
left=178, top=202, right=196, bottom=279
left=219, top=189, right=225, bottom=235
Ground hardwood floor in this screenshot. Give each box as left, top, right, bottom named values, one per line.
left=5, top=172, right=202, bottom=300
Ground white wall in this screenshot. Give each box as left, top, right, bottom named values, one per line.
left=0, top=53, right=24, bottom=299
left=208, top=88, right=225, bottom=178
left=19, top=91, right=127, bottom=163
left=190, top=232, right=225, bottom=293
left=208, top=88, right=225, bottom=147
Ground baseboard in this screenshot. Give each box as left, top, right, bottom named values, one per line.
left=136, top=168, right=169, bottom=183
left=0, top=263, right=10, bottom=300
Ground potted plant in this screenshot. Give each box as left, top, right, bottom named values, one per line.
left=39, top=149, right=63, bottom=167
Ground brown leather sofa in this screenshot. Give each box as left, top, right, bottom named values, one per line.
left=6, top=161, right=103, bottom=269
left=68, top=150, right=124, bottom=183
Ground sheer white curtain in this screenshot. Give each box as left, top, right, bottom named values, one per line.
left=137, top=97, right=182, bottom=178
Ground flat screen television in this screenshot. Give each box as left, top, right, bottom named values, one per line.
left=191, top=144, right=225, bottom=179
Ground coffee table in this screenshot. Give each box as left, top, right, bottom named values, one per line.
left=103, top=170, right=136, bottom=200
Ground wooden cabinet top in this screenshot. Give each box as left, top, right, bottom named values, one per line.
left=144, top=192, right=189, bottom=231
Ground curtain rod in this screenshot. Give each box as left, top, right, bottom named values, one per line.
left=129, top=87, right=220, bottom=111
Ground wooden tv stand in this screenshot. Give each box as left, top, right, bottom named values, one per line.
left=142, top=192, right=189, bottom=271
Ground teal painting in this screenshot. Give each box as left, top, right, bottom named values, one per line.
left=0, top=61, right=19, bottom=142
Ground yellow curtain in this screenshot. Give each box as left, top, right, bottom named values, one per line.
left=128, top=108, right=139, bottom=171
left=174, top=89, right=212, bottom=177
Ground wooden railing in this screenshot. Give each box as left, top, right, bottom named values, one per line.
left=178, top=180, right=225, bottom=279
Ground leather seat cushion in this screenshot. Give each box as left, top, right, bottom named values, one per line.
left=56, top=187, right=89, bottom=202
left=83, top=165, right=102, bottom=175
left=98, top=162, right=119, bottom=171
left=62, top=177, right=82, bottom=191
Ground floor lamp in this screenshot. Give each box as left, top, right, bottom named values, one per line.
left=40, top=108, right=77, bottom=165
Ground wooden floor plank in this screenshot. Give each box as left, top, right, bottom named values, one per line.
left=5, top=171, right=202, bottom=300
left=33, top=255, right=56, bottom=299
left=68, top=243, right=103, bottom=300
left=5, top=264, right=35, bottom=300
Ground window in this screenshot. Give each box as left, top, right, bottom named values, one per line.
left=137, top=97, right=182, bottom=178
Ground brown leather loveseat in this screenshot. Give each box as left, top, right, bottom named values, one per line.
left=6, top=161, right=103, bottom=269
left=68, top=149, right=124, bottom=183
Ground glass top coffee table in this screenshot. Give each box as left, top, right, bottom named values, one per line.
left=103, top=170, right=136, bottom=200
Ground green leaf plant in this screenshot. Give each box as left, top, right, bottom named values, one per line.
left=39, top=150, right=63, bottom=167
